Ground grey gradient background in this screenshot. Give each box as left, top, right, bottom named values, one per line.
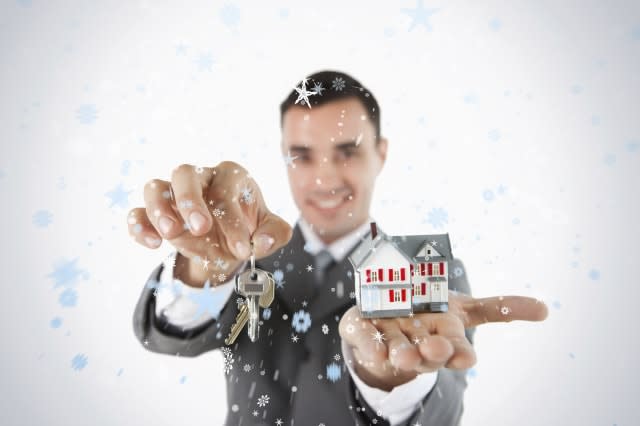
left=1, top=0, right=638, bottom=425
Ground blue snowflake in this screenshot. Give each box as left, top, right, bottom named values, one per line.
left=105, top=183, right=132, bottom=209
left=50, top=317, right=63, bottom=328
left=552, top=301, right=561, bottom=309
left=488, top=128, right=501, bottom=141
left=466, top=367, right=477, bottom=378
left=326, top=362, right=341, bottom=382
left=482, top=190, right=495, bottom=202
left=273, top=269, right=285, bottom=289
left=570, top=84, right=582, bottom=95
left=489, top=18, right=502, bottom=31
left=117, top=368, right=124, bottom=376
left=71, top=353, right=88, bottom=371
left=195, top=53, right=215, bottom=72
left=603, top=153, right=616, bottom=165
left=278, top=8, right=289, bottom=19
left=588, top=269, right=600, bottom=281
left=626, top=140, right=638, bottom=152
left=59, top=288, right=78, bottom=307
left=120, top=160, right=131, bottom=176
left=179, top=376, right=187, bottom=384
left=187, top=281, right=229, bottom=320
left=262, top=308, right=272, bottom=320
left=219, top=4, right=241, bottom=28
left=47, top=258, right=89, bottom=289
left=425, top=207, right=448, bottom=228
left=453, top=266, right=464, bottom=278
left=175, top=44, right=187, bottom=55
left=401, top=1, right=439, bottom=32
left=0, top=169, right=5, bottom=179
left=76, top=104, right=98, bottom=124
left=32, top=209, right=53, bottom=228
left=291, top=310, right=311, bottom=333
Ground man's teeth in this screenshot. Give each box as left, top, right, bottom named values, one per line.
left=315, top=198, right=344, bottom=209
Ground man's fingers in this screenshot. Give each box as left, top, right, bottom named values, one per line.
left=339, top=308, right=386, bottom=363
left=213, top=195, right=252, bottom=259
left=464, top=295, right=549, bottom=328
left=127, top=208, right=163, bottom=249
left=170, top=164, right=215, bottom=237
left=442, top=335, right=476, bottom=369
left=414, top=335, right=454, bottom=371
left=253, top=212, right=293, bottom=258
left=374, top=319, right=421, bottom=371
left=143, top=178, right=187, bottom=240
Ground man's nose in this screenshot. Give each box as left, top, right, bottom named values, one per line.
left=312, top=158, right=341, bottom=189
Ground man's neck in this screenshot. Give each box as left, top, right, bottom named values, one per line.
left=298, top=217, right=373, bottom=262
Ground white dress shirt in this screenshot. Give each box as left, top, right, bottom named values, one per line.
left=154, top=217, right=437, bottom=425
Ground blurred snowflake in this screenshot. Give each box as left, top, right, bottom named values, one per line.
left=105, top=183, right=132, bottom=209
left=219, top=4, right=241, bottom=28
left=59, top=288, right=78, bottom=307
left=489, top=18, right=502, bottom=31
left=292, top=310, right=311, bottom=333
left=321, top=324, right=329, bottom=335
left=482, top=190, right=495, bottom=202
left=257, top=394, right=270, bottom=407
left=120, top=160, right=131, bottom=176
left=425, top=207, right=448, bottom=228
left=222, top=347, right=234, bottom=374
left=71, top=353, right=88, bottom=371
left=47, top=258, right=89, bottom=289
left=262, top=307, right=271, bottom=320
left=326, top=362, right=341, bottom=382
left=195, top=53, right=215, bottom=72
left=332, top=77, right=346, bottom=91
left=488, top=129, right=501, bottom=141
left=401, top=0, right=439, bottom=32
left=50, top=317, right=63, bottom=328
left=76, top=104, right=97, bottom=124
left=179, top=376, right=187, bottom=384
left=32, top=210, right=53, bottom=228
left=588, top=269, right=600, bottom=281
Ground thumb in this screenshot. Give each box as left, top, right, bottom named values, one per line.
left=252, top=212, right=293, bottom=259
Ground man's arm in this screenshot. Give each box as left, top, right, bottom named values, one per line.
left=132, top=252, right=245, bottom=357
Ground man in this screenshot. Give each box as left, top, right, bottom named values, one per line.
left=128, top=70, right=548, bottom=425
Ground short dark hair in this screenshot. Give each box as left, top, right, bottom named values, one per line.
left=279, top=70, right=381, bottom=141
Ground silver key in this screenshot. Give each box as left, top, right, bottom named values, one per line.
left=233, top=241, right=275, bottom=342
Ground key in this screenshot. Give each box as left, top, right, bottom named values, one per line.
left=226, top=240, right=276, bottom=344
left=225, top=302, right=249, bottom=345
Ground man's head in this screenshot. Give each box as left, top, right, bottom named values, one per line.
left=280, top=70, right=388, bottom=244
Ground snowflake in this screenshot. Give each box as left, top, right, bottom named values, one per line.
left=257, top=394, right=270, bottom=407
left=425, top=207, right=448, bottom=228
left=105, top=183, right=132, bottom=209
left=222, top=347, right=234, bottom=374
left=217, top=273, right=227, bottom=282
left=500, top=306, right=511, bottom=315
left=346, top=324, right=355, bottom=334
left=236, top=297, right=246, bottom=309
left=201, top=257, right=210, bottom=271
left=76, top=104, right=97, bottom=124
left=195, top=166, right=204, bottom=174
left=212, top=208, right=225, bottom=218
left=240, top=187, right=254, bottom=204
left=275, top=419, right=283, bottom=426
left=32, top=210, right=53, bottom=228
left=283, top=150, right=299, bottom=168
left=453, top=266, right=464, bottom=278
left=252, top=410, right=259, bottom=417
left=195, top=52, right=215, bottom=71
left=273, top=269, right=284, bottom=285
left=326, top=362, right=341, bottom=382
left=321, top=324, right=329, bottom=335
left=372, top=330, right=386, bottom=343
left=71, top=353, right=88, bottom=371
left=243, top=364, right=252, bottom=372
left=332, top=77, right=346, bottom=91
left=413, top=337, right=421, bottom=345
left=333, top=354, right=341, bottom=361
left=312, top=81, right=325, bottom=96
left=219, top=3, right=240, bottom=28
left=292, top=310, right=312, bottom=333
left=59, top=288, right=78, bottom=307
left=294, top=78, right=317, bottom=109
left=306, top=264, right=314, bottom=272
left=349, top=291, right=355, bottom=299
left=214, top=257, right=227, bottom=269
left=291, top=334, right=299, bottom=343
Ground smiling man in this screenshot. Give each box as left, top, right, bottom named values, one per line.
left=129, top=70, right=548, bottom=425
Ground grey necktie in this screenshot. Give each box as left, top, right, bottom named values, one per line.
left=313, top=249, right=335, bottom=287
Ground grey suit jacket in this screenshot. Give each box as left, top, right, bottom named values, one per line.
left=132, top=223, right=476, bottom=425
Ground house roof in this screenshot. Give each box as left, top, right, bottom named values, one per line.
left=348, top=225, right=453, bottom=269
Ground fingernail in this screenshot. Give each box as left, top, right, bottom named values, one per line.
left=256, top=234, right=275, bottom=251
left=145, top=236, right=161, bottom=248
left=189, top=211, right=206, bottom=232
left=159, top=216, right=174, bottom=234
left=235, top=241, right=250, bottom=258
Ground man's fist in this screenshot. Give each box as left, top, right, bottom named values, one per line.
left=339, top=290, right=548, bottom=391
left=126, top=161, right=292, bottom=284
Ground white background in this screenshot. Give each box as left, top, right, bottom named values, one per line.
left=1, top=0, right=638, bottom=425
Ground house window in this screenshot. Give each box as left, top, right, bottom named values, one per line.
left=393, top=270, right=400, bottom=281
left=394, top=290, right=401, bottom=302
left=414, top=284, right=421, bottom=295
left=433, top=282, right=440, bottom=292
left=371, top=270, right=378, bottom=282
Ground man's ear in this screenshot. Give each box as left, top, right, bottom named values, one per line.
left=376, top=137, right=388, bottom=169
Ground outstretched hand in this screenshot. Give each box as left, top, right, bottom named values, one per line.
left=339, top=290, right=549, bottom=391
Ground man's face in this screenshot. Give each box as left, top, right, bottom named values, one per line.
left=281, top=97, right=388, bottom=244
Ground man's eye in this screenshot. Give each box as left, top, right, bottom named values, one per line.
left=340, top=150, right=357, bottom=159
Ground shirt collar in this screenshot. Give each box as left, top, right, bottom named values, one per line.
left=298, top=216, right=373, bottom=263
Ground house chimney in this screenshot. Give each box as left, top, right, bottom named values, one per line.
left=370, top=222, right=377, bottom=239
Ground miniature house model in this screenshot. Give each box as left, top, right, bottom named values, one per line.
left=348, top=222, right=452, bottom=319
